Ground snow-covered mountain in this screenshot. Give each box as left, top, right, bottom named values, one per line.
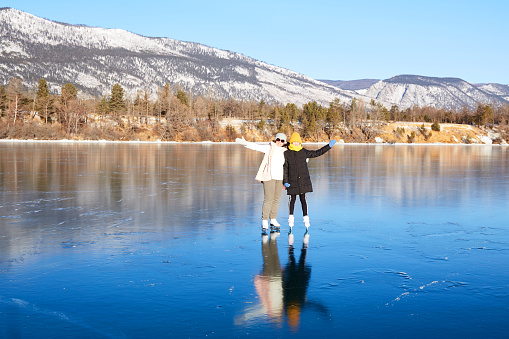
left=0, top=7, right=364, bottom=107
left=1, top=8, right=507, bottom=110
left=358, top=75, right=508, bottom=109
left=476, top=83, right=509, bottom=102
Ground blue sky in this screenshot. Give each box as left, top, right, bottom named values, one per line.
left=4, top=0, right=509, bottom=84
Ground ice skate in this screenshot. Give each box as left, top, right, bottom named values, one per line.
left=288, top=215, right=294, bottom=228
left=270, top=218, right=281, bottom=232
left=270, top=218, right=281, bottom=227
left=270, top=226, right=281, bottom=233
left=261, top=220, right=269, bottom=234
left=303, top=215, right=310, bottom=228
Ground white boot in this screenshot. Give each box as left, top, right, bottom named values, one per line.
left=262, top=220, right=269, bottom=230
left=288, top=215, right=294, bottom=227
left=303, top=215, right=310, bottom=228
left=270, top=219, right=281, bottom=227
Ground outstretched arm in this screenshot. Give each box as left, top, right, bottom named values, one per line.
left=305, top=144, right=330, bottom=158
left=235, top=137, right=269, bottom=153
left=304, top=139, right=336, bottom=158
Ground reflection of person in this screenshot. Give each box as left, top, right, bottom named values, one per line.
left=234, top=232, right=284, bottom=326
left=283, top=231, right=311, bottom=331
left=235, top=231, right=328, bottom=330
left=236, top=133, right=287, bottom=231
left=254, top=233, right=284, bottom=324
left=283, top=132, right=336, bottom=228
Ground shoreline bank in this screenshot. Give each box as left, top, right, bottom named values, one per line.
left=0, top=139, right=506, bottom=146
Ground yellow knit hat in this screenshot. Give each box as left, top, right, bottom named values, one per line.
left=289, top=132, right=302, bottom=144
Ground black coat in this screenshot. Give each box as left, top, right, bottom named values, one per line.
left=283, top=144, right=331, bottom=195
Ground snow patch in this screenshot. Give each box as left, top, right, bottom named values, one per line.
left=480, top=135, right=492, bottom=144
left=0, top=40, right=29, bottom=57
left=76, top=73, right=102, bottom=88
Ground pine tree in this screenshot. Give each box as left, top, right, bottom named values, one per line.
left=177, top=90, right=189, bottom=107
left=285, top=103, right=299, bottom=122
left=36, top=79, right=54, bottom=123
left=109, top=83, right=126, bottom=117
left=303, top=114, right=317, bottom=141
left=60, top=83, right=78, bottom=109
left=475, top=104, right=493, bottom=127
left=279, top=106, right=291, bottom=131
left=326, top=99, right=342, bottom=138
left=96, top=96, right=110, bottom=115
left=258, top=99, right=266, bottom=119
left=158, top=83, right=171, bottom=116
left=302, top=101, right=325, bottom=141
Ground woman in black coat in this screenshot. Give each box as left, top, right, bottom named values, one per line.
left=283, top=132, right=336, bottom=228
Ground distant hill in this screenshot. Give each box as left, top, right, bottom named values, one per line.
left=323, top=75, right=509, bottom=109
left=318, top=79, right=379, bottom=91
left=359, top=75, right=508, bottom=109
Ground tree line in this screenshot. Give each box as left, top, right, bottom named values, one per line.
left=1, top=77, right=509, bottom=142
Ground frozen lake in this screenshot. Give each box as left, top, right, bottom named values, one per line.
left=1, top=142, right=508, bottom=338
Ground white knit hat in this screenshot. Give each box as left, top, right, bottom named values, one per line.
left=275, top=133, right=287, bottom=142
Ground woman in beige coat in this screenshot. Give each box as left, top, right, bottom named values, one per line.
left=236, top=133, right=287, bottom=232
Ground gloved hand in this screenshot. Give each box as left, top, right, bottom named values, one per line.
left=284, top=183, right=290, bottom=188
left=235, top=137, right=247, bottom=145
left=329, top=139, right=337, bottom=147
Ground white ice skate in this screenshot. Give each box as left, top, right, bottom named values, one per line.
left=303, top=215, right=310, bottom=228
left=262, top=220, right=269, bottom=233
left=288, top=215, right=294, bottom=228
left=270, top=219, right=281, bottom=227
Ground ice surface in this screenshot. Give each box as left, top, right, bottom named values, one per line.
left=1, top=143, right=508, bottom=337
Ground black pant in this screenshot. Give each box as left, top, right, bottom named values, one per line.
left=289, top=194, right=308, bottom=216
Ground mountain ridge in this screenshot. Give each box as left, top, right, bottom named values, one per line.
left=0, top=7, right=364, bottom=107
left=1, top=8, right=508, bottom=110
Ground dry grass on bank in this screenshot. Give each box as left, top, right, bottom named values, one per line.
left=1, top=116, right=508, bottom=144
left=376, top=122, right=505, bottom=144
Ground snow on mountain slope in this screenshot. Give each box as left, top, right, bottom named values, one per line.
left=0, top=7, right=366, bottom=107
left=477, top=83, right=509, bottom=101
left=363, top=75, right=508, bottom=109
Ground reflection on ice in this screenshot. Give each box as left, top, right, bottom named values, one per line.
left=235, top=232, right=284, bottom=327
left=236, top=231, right=328, bottom=332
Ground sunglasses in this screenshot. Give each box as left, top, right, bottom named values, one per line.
left=275, top=138, right=285, bottom=142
